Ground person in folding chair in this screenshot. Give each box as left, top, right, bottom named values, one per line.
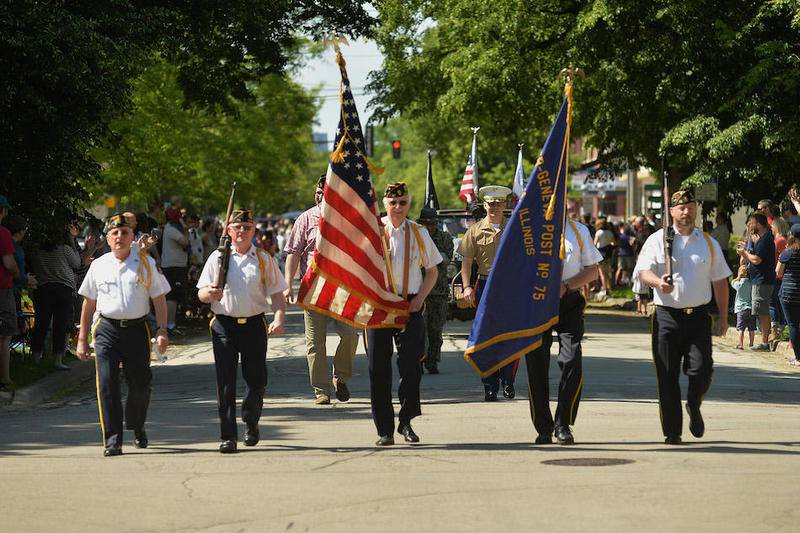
left=76, top=213, right=170, bottom=457
left=368, top=182, right=442, bottom=446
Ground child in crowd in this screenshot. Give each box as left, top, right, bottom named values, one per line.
left=631, top=265, right=651, bottom=316
left=732, top=265, right=755, bottom=349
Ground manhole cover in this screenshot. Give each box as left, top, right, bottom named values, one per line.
left=541, top=458, right=634, bottom=467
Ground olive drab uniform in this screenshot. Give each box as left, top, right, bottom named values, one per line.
left=422, top=226, right=453, bottom=372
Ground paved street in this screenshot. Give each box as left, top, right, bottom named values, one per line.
left=1, top=307, right=799, bottom=532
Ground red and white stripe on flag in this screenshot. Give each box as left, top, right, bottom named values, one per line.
left=298, top=170, right=409, bottom=329
left=298, top=51, right=409, bottom=329
left=460, top=164, right=476, bottom=203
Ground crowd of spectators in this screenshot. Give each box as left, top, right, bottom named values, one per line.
left=570, top=190, right=800, bottom=366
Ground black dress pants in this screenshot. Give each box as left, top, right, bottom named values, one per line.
left=651, top=306, right=713, bottom=437
left=210, top=315, right=269, bottom=441
left=525, top=290, right=585, bottom=435
left=93, top=318, right=152, bottom=448
left=366, top=309, right=424, bottom=437
left=31, top=282, right=74, bottom=354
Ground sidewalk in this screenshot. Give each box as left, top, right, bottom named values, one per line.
left=589, top=297, right=796, bottom=359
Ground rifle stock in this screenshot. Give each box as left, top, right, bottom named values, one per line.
left=214, top=182, right=238, bottom=289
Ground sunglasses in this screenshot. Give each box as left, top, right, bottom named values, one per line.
left=388, top=200, right=409, bottom=206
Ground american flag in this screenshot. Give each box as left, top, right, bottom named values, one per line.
left=297, top=51, right=409, bottom=329
left=459, top=127, right=480, bottom=203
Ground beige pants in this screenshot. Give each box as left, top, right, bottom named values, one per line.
left=304, top=309, right=359, bottom=396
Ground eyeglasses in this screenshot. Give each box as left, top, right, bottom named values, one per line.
left=230, top=224, right=254, bottom=232
left=388, top=200, right=409, bottom=206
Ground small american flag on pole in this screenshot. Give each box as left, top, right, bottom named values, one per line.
left=297, top=48, right=409, bottom=329
left=459, top=127, right=480, bottom=204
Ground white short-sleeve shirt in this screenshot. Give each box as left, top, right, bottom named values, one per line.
left=161, top=223, right=189, bottom=268
left=197, top=245, right=288, bottom=317
left=382, top=218, right=443, bottom=295
left=78, top=250, right=170, bottom=319
left=562, top=220, right=604, bottom=282
left=635, top=227, right=732, bottom=308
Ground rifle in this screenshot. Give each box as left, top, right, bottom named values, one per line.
left=214, top=182, right=238, bottom=290
left=661, top=158, right=674, bottom=285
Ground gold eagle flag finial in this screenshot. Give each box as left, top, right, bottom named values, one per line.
left=322, top=34, right=351, bottom=70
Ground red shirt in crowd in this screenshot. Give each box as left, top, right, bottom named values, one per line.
left=0, top=225, right=14, bottom=289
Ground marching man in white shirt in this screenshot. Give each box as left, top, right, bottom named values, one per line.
left=76, top=213, right=171, bottom=457
left=525, top=197, right=602, bottom=446
left=369, top=182, right=442, bottom=446
left=636, top=189, right=730, bottom=445
left=197, top=208, right=287, bottom=454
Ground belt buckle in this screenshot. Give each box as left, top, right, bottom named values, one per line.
left=237, top=318, right=248, bottom=325
left=685, top=308, right=694, bottom=315
left=119, top=319, right=129, bottom=327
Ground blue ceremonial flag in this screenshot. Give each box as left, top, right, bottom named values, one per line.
left=464, top=89, right=573, bottom=377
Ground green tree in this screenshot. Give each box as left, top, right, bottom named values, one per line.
left=1, top=1, right=373, bottom=240
left=92, top=60, right=322, bottom=215
left=369, top=1, right=800, bottom=209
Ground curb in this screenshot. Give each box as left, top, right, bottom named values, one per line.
left=6, top=358, right=96, bottom=409
left=587, top=299, right=795, bottom=359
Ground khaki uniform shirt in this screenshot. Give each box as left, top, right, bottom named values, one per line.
left=457, top=217, right=507, bottom=276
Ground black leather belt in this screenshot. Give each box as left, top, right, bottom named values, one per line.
left=214, top=314, right=263, bottom=325
left=100, top=315, right=147, bottom=328
left=657, top=305, right=706, bottom=315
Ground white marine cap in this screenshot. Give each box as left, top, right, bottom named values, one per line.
left=479, top=185, right=512, bottom=203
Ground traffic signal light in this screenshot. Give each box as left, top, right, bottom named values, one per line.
left=391, top=140, right=401, bottom=159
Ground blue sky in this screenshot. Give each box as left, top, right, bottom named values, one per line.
left=294, top=38, right=383, bottom=141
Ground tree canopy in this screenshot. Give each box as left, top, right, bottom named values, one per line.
left=1, top=1, right=373, bottom=239
left=91, top=60, right=323, bottom=216
left=369, top=0, right=800, bottom=208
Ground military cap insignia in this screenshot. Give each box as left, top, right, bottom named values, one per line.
left=384, top=181, right=408, bottom=198
left=670, top=189, right=695, bottom=207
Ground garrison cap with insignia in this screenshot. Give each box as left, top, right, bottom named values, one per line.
left=228, top=209, right=254, bottom=224
left=418, top=206, right=437, bottom=223
left=105, top=213, right=133, bottom=231
left=479, top=185, right=512, bottom=203
left=670, top=189, right=695, bottom=207
left=384, top=181, right=408, bottom=198
left=316, top=173, right=326, bottom=191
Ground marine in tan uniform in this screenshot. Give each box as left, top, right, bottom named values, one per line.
left=458, top=185, right=520, bottom=401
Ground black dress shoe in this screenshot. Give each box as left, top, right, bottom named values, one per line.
left=665, top=434, right=683, bottom=445
left=484, top=391, right=498, bottom=402
left=244, top=425, right=259, bottom=447
left=554, top=426, right=575, bottom=445
left=426, top=366, right=440, bottom=374
left=502, top=384, right=515, bottom=399
left=334, top=380, right=351, bottom=402
left=375, top=435, right=395, bottom=446
left=398, top=423, right=420, bottom=443
left=535, top=433, right=553, bottom=445
left=686, top=403, right=705, bottom=438
left=133, top=429, right=148, bottom=449
left=103, top=446, right=122, bottom=457
left=219, top=440, right=238, bottom=454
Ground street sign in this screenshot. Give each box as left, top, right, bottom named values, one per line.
left=696, top=182, right=718, bottom=202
